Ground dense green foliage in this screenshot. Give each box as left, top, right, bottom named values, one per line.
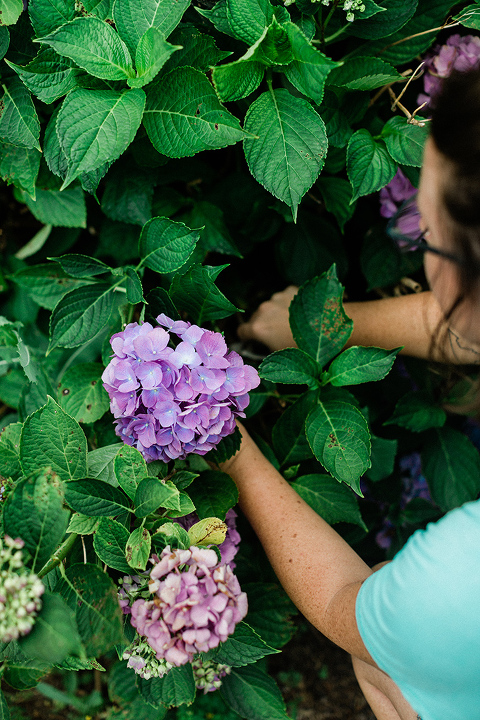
left=1, top=0, right=480, bottom=717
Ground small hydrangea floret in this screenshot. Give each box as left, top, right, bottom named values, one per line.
left=0, top=536, right=44, bottom=643
left=418, top=34, right=480, bottom=109
left=129, top=546, right=248, bottom=667
left=102, top=315, right=260, bottom=462
left=123, top=635, right=174, bottom=680
left=192, top=657, right=231, bottom=693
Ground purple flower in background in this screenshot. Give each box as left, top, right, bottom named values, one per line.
left=102, top=316, right=260, bottom=463
left=418, top=34, right=480, bottom=109
left=129, top=546, right=248, bottom=667
left=379, top=169, right=416, bottom=220
left=177, top=509, right=242, bottom=569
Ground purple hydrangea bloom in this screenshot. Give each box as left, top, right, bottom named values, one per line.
left=177, top=509, right=241, bottom=569
left=129, top=546, right=248, bottom=667
left=102, top=315, right=260, bottom=462
left=379, top=169, right=416, bottom=220
left=418, top=34, right=480, bottom=109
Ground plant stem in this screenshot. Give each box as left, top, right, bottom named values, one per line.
left=38, top=533, right=78, bottom=579
left=324, top=24, right=348, bottom=44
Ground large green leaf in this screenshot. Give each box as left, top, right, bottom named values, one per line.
left=188, top=470, right=238, bottom=521
left=137, top=665, right=195, bottom=708
left=138, top=216, right=199, bottom=273
left=128, top=27, right=181, bottom=88
left=20, top=396, right=87, bottom=481
left=87, top=444, right=121, bottom=486
left=384, top=390, right=446, bottom=432
left=93, top=517, right=132, bottom=572
left=347, top=129, right=396, bottom=202
left=422, top=427, right=480, bottom=512
left=0, top=79, right=41, bottom=150
left=169, top=264, right=239, bottom=325
left=242, top=582, right=296, bottom=647
left=306, top=400, right=370, bottom=492
left=289, top=267, right=353, bottom=367
left=101, top=163, right=154, bottom=226
left=0, top=689, right=9, bottom=720
left=382, top=116, right=428, bottom=167
left=243, top=88, right=327, bottom=220
left=48, top=282, right=116, bottom=352
left=52, top=253, right=111, bottom=277
left=163, top=25, right=231, bottom=73
left=134, top=476, right=181, bottom=517
left=212, top=47, right=265, bottom=103
left=327, top=56, right=401, bottom=91
left=125, top=525, right=151, bottom=571
left=6, top=48, right=79, bottom=104
left=2, top=645, right=51, bottom=690
left=3, top=466, right=70, bottom=571
left=11, top=264, right=92, bottom=310
left=221, top=664, right=289, bottom=720
left=317, top=176, right=355, bottom=231
left=28, top=0, right=75, bottom=37
left=0, top=142, right=40, bottom=197
left=55, top=563, right=124, bottom=656
left=292, top=473, right=367, bottom=529
left=282, top=22, right=339, bottom=104
left=272, top=392, right=315, bottom=466
left=347, top=0, right=418, bottom=39
left=208, top=622, right=279, bottom=667
left=0, top=27, right=8, bottom=59
left=21, top=185, right=87, bottom=228
left=113, top=0, right=190, bottom=56
left=0, top=0, right=22, bottom=25
left=19, top=592, right=82, bottom=664
left=0, top=421, right=22, bottom=480
left=365, top=434, right=397, bottom=483
left=65, top=478, right=131, bottom=516
left=57, top=363, right=109, bottom=423
left=259, top=348, right=321, bottom=387
left=35, top=17, right=135, bottom=81
left=225, top=0, right=289, bottom=45
left=114, top=444, right=148, bottom=500
left=143, top=67, right=245, bottom=158
left=56, top=87, right=145, bottom=188
left=326, top=346, right=400, bottom=386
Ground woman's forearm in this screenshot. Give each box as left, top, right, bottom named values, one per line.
left=221, top=428, right=375, bottom=663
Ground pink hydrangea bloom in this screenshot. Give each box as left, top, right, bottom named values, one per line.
left=102, top=315, right=260, bottom=462
left=129, top=546, right=248, bottom=667
left=418, top=34, right=480, bottom=109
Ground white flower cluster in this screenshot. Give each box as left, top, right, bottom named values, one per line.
left=285, top=0, right=366, bottom=22
left=192, top=657, right=231, bottom=693
left=0, top=536, right=44, bottom=643
left=122, top=635, right=174, bottom=680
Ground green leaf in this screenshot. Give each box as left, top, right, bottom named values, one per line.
left=384, top=390, right=446, bottom=432
left=21, top=185, right=87, bottom=228
left=196, top=0, right=235, bottom=38
left=0, top=0, right=22, bottom=25
left=187, top=470, right=238, bottom=521
left=0, top=689, right=9, bottom=720
left=289, top=267, right=353, bottom=367
left=281, top=22, right=339, bottom=104
left=422, top=427, right=480, bottom=512
left=114, top=444, right=148, bottom=500
left=20, top=396, right=87, bottom=481
left=56, top=87, right=145, bottom=188
left=0, top=142, right=40, bottom=197
left=211, top=54, right=264, bottom=103
left=184, top=201, right=241, bottom=258
left=292, top=473, right=367, bottom=529
left=347, top=129, right=396, bottom=202
left=143, top=67, right=245, bottom=158
left=169, top=264, right=239, bottom=325
left=2, top=645, right=51, bottom=689
left=66, top=513, right=99, bottom=535
left=163, top=25, right=231, bottom=73
left=19, top=592, right=82, bottom=664
left=272, top=392, right=315, bottom=466
left=347, top=0, right=418, bottom=39
left=225, top=0, right=289, bottom=45
left=207, top=427, right=242, bottom=465
left=365, top=434, right=397, bottom=482
left=139, top=216, right=199, bottom=273
left=28, top=0, right=75, bottom=37
left=360, top=224, right=422, bottom=291
left=137, top=665, right=195, bottom=708
left=327, top=56, right=401, bottom=91
left=58, top=362, right=109, bottom=424
left=65, top=478, right=131, bottom=516
left=382, top=116, right=428, bottom=167
left=326, top=346, right=400, bottom=386
left=317, top=176, right=355, bottom=231
left=93, top=517, right=132, bottom=572
left=0, top=79, right=41, bottom=150
left=11, top=263, right=84, bottom=311
left=35, top=17, right=134, bottom=81
left=3, top=467, right=70, bottom=571
left=125, top=526, right=151, bottom=571
left=244, top=88, right=327, bottom=220
left=113, top=0, right=190, bottom=56
left=88, top=444, right=121, bottom=485
left=128, top=27, right=181, bottom=88
left=52, top=253, right=111, bottom=277
left=259, top=348, right=321, bottom=386
left=134, top=476, right=181, bottom=517
left=221, top=664, right=289, bottom=720
left=5, top=48, right=79, bottom=104
left=102, top=163, right=154, bottom=226
left=0, top=421, right=22, bottom=480
left=306, top=400, right=370, bottom=492
left=48, top=282, right=116, bottom=352
left=0, top=26, right=8, bottom=60
left=55, top=563, right=124, bottom=656
left=208, top=622, right=279, bottom=667
left=243, top=582, right=296, bottom=647
left=125, top=267, right=144, bottom=304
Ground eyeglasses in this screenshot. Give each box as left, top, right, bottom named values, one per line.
left=386, top=194, right=465, bottom=265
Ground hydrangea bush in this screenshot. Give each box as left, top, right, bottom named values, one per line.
left=1, top=1, right=480, bottom=718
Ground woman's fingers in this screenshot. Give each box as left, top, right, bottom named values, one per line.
left=238, top=286, right=298, bottom=351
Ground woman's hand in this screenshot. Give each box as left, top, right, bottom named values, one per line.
left=237, top=286, right=298, bottom=351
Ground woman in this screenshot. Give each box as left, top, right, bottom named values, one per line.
left=219, top=69, right=480, bottom=720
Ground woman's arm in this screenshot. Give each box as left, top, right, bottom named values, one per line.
left=238, top=287, right=480, bottom=365
left=220, top=424, right=376, bottom=665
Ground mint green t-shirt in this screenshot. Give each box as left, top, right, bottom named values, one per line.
left=355, top=499, right=480, bottom=720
